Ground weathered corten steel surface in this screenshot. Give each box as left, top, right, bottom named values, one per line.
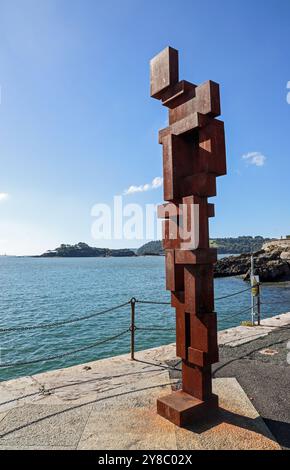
left=150, top=46, right=227, bottom=427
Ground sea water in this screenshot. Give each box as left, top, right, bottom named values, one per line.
left=0, top=256, right=289, bottom=381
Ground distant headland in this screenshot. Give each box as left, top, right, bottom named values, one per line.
left=39, top=242, right=136, bottom=258
left=136, top=236, right=273, bottom=256
left=39, top=236, right=273, bottom=258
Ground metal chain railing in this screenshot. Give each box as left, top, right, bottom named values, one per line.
left=136, top=299, right=171, bottom=305
left=136, top=326, right=176, bottom=331
left=0, top=329, right=130, bottom=369
left=0, top=301, right=130, bottom=333
left=134, top=284, right=253, bottom=306
left=130, top=285, right=263, bottom=358
left=2, top=283, right=288, bottom=370
left=214, top=285, right=253, bottom=301
left=218, top=305, right=253, bottom=324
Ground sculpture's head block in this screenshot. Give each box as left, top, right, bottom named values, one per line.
left=150, top=46, right=179, bottom=99
left=150, top=46, right=221, bottom=119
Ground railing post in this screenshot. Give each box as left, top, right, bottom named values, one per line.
left=251, top=255, right=255, bottom=325
left=250, top=255, right=261, bottom=326
left=130, top=298, right=136, bottom=360
left=257, top=283, right=261, bottom=326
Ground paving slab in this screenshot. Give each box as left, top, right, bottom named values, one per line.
left=218, top=312, right=290, bottom=347
left=78, top=387, right=176, bottom=450
left=0, top=403, right=92, bottom=448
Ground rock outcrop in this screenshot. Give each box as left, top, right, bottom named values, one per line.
left=40, top=242, right=136, bottom=258
left=214, top=242, right=290, bottom=282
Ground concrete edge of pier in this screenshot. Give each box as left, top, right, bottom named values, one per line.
left=0, top=312, right=289, bottom=450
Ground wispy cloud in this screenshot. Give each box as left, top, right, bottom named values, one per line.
left=242, top=152, right=266, bottom=167
left=124, top=177, right=163, bottom=195
left=0, top=193, right=9, bottom=202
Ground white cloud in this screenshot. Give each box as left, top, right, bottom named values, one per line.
left=124, top=177, right=163, bottom=195
left=151, top=176, right=163, bottom=189
left=242, top=152, right=266, bottom=167
left=0, top=193, right=9, bottom=202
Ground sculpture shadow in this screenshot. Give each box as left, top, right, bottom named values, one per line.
left=262, top=418, right=290, bottom=449
left=181, top=406, right=275, bottom=440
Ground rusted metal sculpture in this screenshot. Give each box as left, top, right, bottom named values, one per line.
left=150, top=47, right=226, bottom=427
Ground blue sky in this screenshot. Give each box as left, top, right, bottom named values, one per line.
left=0, top=0, right=289, bottom=255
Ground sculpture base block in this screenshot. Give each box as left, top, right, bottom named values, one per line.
left=157, top=391, right=219, bottom=427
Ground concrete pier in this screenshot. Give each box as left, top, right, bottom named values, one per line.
left=0, top=313, right=289, bottom=450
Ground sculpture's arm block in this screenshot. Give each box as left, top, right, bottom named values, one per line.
left=161, top=133, right=182, bottom=201
left=158, top=202, right=181, bottom=248
left=162, top=219, right=181, bottom=249
left=169, top=80, right=220, bottom=124
left=175, top=306, right=188, bottom=360
left=150, top=47, right=179, bottom=99
left=165, top=249, right=184, bottom=291
left=189, top=313, right=218, bottom=361
left=180, top=195, right=211, bottom=249
left=197, top=119, right=227, bottom=176
left=207, top=203, right=215, bottom=218
left=161, top=80, right=196, bottom=109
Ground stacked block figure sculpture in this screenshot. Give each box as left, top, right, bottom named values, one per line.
left=150, top=47, right=227, bottom=427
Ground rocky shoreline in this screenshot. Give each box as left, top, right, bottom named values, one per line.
left=214, top=240, right=290, bottom=282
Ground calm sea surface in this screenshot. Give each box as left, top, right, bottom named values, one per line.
left=0, top=256, right=290, bottom=381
